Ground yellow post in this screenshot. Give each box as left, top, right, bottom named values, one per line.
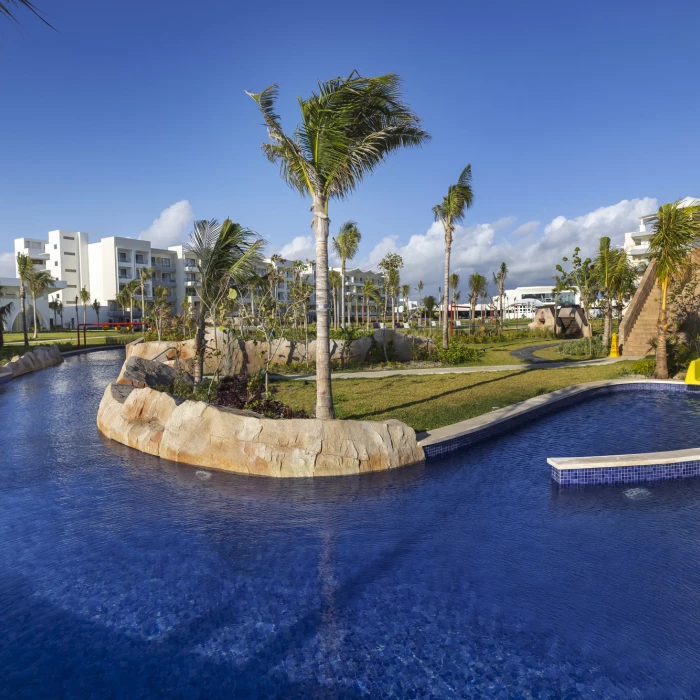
left=609, top=332, right=620, bottom=358
left=685, top=359, right=700, bottom=385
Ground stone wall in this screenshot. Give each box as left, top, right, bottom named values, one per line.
left=0, top=344, right=63, bottom=384
left=97, top=380, right=424, bottom=477
left=125, top=329, right=430, bottom=376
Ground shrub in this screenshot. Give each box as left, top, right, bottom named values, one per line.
left=558, top=336, right=606, bottom=357
left=630, top=357, right=656, bottom=377
left=436, top=345, right=486, bottom=365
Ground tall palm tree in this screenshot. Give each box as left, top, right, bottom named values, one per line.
left=448, top=273, right=460, bottom=328
left=595, top=237, right=617, bottom=348
left=332, top=221, right=362, bottom=329
left=0, top=283, right=12, bottom=349
left=647, top=201, right=700, bottom=379
left=57, top=300, right=63, bottom=328
left=248, top=72, right=429, bottom=419
left=92, top=299, right=101, bottom=324
left=433, top=164, right=474, bottom=350
left=116, top=289, right=130, bottom=321
left=493, top=262, right=508, bottom=332
left=423, top=295, right=437, bottom=330
left=401, top=284, right=411, bottom=322
left=416, top=280, right=424, bottom=325
left=329, top=269, right=342, bottom=329
left=137, top=267, right=153, bottom=327
left=125, top=280, right=140, bottom=325
left=15, top=253, right=33, bottom=346
left=361, top=279, right=380, bottom=329
left=79, top=287, right=91, bottom=326
left=185, top=219, right=263, bottom=382
left=468, top=272, right=486, bottom=334
left=48, top=296, right=59, bottom=327
left=28, top=269, right=55, bottom=338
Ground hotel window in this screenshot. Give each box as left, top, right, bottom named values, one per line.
left=65, top=269, right=76, bottom=273
left=162, top=259, right=170, bottom=267
left=135, top=254, right=145, bottom=264
left=62, top=236, right=74, bottom=240
left=54, top=261, right=58, bottom=267
left=64, top=251, right=75, bottom=256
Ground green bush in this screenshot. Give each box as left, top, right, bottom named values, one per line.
left=156, top=377, right=219, bottom=402
left=630, top=357, right=656, bottom=377
left=435, top=345, right=486, bottom=365
left=558, top=337, right=606, bottom=357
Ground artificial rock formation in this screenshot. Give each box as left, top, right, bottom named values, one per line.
left=97, top=357, right=424, bottom=477
left=117, top=356, right=194, bottom=391
left=2, top=344, right=63, bottom=379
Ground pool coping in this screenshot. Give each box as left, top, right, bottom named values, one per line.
left=417, top=378, right=692, bottom=461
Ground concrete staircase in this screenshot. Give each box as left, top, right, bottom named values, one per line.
left=620, top=263, right=659, bottom=357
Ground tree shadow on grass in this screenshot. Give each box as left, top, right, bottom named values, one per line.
left=342, top=369, right=534, bottom=421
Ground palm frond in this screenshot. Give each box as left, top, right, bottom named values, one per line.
left=0, top=0, right=56, bottom=29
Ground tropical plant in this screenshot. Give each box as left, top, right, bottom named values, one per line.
left=79, top=287, right=91, bottom=326
left=448, top=273, right=460, bottom=328
left=416, top=280, right=424, bottom=325
left=185, top=218, right=263, bottom=382
left=362, top=279, right=380, bottom=328
left=247, top=72, right=429, bottom=419
left=332, top=221, right=362, bottom=329
left=0, top=283, right=12, bottom=349
left=57, top=299, right=63, bottom=328
left=137, top=267, right=153, bottom=330
left=15, top=253, right=33, bottom=346
left=150, top=286, right=171, bottom=342
left=401, top=284, right=411, bottom=322
left=329, top=269, right=342, bottom=329
left=48, top=296, right=60, bottom=327
left=378, top=252, right=403, bottom=326
left=468, top=273, right=487, bottom=333
left=492, top=262, right=508, bottom=332
left=27, top=269, right=55, bottom=338
left=0, top=0, right=55, bottom=28
left=116, top=288, right=131, bottom=320
left=647, top=200, right=700, bottom=379
left=125, top=280, right=140, bottom=324
left=433, top=164, right=474, bottom=349
left=92, top=299, right=101, bottom=324
left=423, top=295, right=437, bottom=325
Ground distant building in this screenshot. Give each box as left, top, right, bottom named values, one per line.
left=624, top=196, right=700, bottom=266
left=494, top=285, right=581, bottom=320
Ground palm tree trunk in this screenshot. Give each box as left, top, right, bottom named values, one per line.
left=442, top=241, right=451, bottom=349
left=32, top=291, right=38, bottom=339
left=340, top=260, right=346, bottom=330
left=313, top=197, right=334, bottom=419
left=602, top=299, right=612, bottom=348
left=655, top=280, right=669, bottom=379
left=20, top=286, right=28, bottom=346
left=194, top=306, right=206, bottom=383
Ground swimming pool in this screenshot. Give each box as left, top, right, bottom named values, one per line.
left=2, top=350, right=700, bottom=697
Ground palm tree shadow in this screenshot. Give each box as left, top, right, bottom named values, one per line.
left=342, top=369, right=534, bottom=420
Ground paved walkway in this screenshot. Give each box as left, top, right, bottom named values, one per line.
left=272, top=355, right=638, bottom=381
left=509, top=342, right=562, bottom=363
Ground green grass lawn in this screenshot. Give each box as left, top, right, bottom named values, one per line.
left=3, top=330, right=123, bottom=345
left=530, top=345, right=604, bottom=362
left=272, top=362, right=637, bottom=432
left=1, top=332, right=131, bottom=365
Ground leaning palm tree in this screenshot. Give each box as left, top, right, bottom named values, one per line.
left=647, top=201, right=700, bottom=379
left=247, top=72, right=430, bottom=419
left=332, top=221, right=362, bottom=329
left=493, top=262, right=508, bottom=332
left=28, top=269, right=55, bottom=338
left=433, top=164, right=474, bottom=350
left=79, top=287, right=91, bottom=326
left=92, top=299, right=101, bottom=324
left=125, top=279, right=140, bottom=325
left=185, top=218, right=264, bottom=382
left=0, top=283, right=12, bottom=349
left=15, top=253, right=33, bottom=346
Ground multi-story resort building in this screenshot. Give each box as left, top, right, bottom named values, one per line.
left=623, top=196, right=700, bottom=266
left=330, top=267, right=386, bottom=322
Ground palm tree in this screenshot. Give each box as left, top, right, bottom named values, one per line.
left=137, top=267, right=153, bottom=328
left=185, top=219, right=263, bottom=382
left=0, top=283, right=13, bottom=349
left=92, top=299, right=101, bottom=324
left=116, top=289, right=130, bottom=321
left=57, top=300, right=63, bottom=328
left=79, top=287, right=91, bottom=326
left=27, top=270, right=55, bottom=338
left=401, top=284, right=411, bottom=322
left=493, top=262, right=508, bottom=333
left=468, top=272, right=487, bottom=334
left=416, top=280, right=424, bottom=325
left=448, top=273, right=460, bottom=329
left=433, top=164, right=474, bottom=350
left=647, top=201, right=700, bottom=379
left=48, top=296, right=59, bottom=327
left=332, top=221, right=362, bottom=329
left=0, top=0, right=56, bottom=29
left=362, top=279, right=380, bottom=328
left=15, top=253, right=33, bottom=346
left=329, top=269, right=342, bottom=329
left=125, top=280, right=140, bottom=325
left=595, top=237, right=617, bottom=348
left=423, top=295, right=437, bottom=331
left=248, top=72, right=429, bottom=419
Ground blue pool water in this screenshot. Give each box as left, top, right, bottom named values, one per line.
left=2, top=350, right=700, bottom=698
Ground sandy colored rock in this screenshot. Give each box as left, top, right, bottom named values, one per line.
left=117, top=356, right=193, bottom=390
left=97, top=359, right=424, bottom=478
left=5, top=344, right=63, bottom=378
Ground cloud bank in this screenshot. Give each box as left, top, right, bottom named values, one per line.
left=357, top=197, right=656, bottom=294
left=140, top=200, right=193, bottom=248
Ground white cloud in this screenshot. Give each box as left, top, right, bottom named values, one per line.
left=273, top=235, right=341, bottom=265
left=139, top=200, right=193, bottom=248
left=357, top=197, right=657, bottom=293
left=512, top=220, right=540, bottom=236
left=0, top=252, right=15, bottom=277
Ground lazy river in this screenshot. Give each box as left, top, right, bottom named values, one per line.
left=2, top=349, right=700, bottom=698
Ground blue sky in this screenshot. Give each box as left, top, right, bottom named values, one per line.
left=1, top=0, right=698, bottom=289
